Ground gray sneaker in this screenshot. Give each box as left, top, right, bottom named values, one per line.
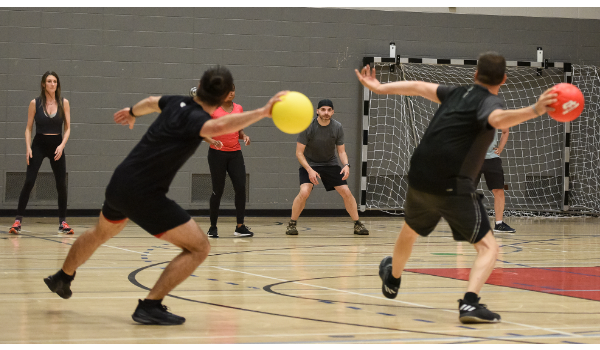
left=285, top=220, right=298, bottom=235
left=354, top=221, right=369, bottom=235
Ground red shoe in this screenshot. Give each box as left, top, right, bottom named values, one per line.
left=9, top=220, right=21, bottom=235
left=58, top=221, right=74, bottom=234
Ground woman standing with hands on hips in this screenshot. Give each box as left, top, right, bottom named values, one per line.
left=202, top=84, right=253, bottom=238
left=9, top=71, right=74, bottom=235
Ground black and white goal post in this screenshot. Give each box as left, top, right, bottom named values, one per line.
left=359, top=52, right=574, bottom=215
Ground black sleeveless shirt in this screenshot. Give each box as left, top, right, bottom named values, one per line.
left=34, top=97, right=64, bottom=135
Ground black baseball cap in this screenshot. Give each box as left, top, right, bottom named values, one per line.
left=317, top=99, right=334, bottom=109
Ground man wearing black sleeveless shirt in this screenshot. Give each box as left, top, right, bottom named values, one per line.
left=356, top=52, right=557, bottom=324
left=43, top=66, right=286, bottom=325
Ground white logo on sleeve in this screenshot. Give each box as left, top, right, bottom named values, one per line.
left=180, top=102, right=186, bottom=108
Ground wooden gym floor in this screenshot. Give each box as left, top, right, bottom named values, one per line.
left=1, top=215, right=599, bottom=344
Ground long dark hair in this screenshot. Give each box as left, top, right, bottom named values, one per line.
left=39, top=71, right=64, bottom=118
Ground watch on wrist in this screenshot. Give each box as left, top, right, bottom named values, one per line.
left=344, top=163, right=350, bottom=168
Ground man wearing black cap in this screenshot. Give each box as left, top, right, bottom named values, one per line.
left=285, top=99, right=369, bottom=236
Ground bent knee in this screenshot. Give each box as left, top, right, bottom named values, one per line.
left=298, top=189, right=312, bottom=200
left=189, top=233, right=210, bottom=256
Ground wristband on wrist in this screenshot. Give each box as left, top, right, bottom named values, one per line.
left=344, top=163, right=350, bottom=168
left=129, top=106, right=137, bottom=117
left=531, top=105, right=540, bottom=117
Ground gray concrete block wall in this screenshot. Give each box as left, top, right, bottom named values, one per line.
left=1, top=7, right=600, bottom=212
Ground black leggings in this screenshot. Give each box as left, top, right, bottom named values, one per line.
left=17, top=134, right=67, bottom=221
left=207, top=148, right=246, bottom=227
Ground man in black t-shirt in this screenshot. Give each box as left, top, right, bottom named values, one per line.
left=356, top=52, right=557, bottom=324
left=43, top=66, right=286, bottom=325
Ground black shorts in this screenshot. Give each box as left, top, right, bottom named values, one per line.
left=475, top=157, right=504, bottom=190
left=299, top=166, right=347, bottom=191
left=404, top=186, right=491, bottom=244
left=101, top=181, right=191, bottom=236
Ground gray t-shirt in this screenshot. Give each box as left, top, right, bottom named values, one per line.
left=297, top=118, right=345, bottom=167
left=485, top=129, right=500, bottom=159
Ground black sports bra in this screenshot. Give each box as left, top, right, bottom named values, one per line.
left=34, top=97, right=64, bottom=135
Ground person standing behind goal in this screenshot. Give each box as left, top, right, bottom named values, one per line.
left=474, top=128, right=516, bottom=234
left=285, top=99, right=369, bottom=236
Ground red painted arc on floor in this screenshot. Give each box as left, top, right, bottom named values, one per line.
left=406, top=267, right=600, bottom=301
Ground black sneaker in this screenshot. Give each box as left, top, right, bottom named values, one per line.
left=131, top=299, right=186, bottom=325
left=494, top=222, right=516, bottom=234
left=378, top=256, right=400, bottom=299
left=9, top=220, right=21, bottom=234
left=44, top=270, right=75, bottom=299
left=458, top=298, right=501, bottom=324
left=354, top=221, right=369, bottom=235
left=234, top=224, right=254, bottom=237
left=207, top=226, right=218, bottom=238
left=285, top=220, right=298, bottom=235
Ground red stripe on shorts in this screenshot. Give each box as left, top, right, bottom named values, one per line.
left=155, top=232, right=166, bottom=239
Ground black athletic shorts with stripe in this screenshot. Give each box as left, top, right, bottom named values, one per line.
left=404, top=186, right=491, bottom=244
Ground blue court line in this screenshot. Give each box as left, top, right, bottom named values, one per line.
left=562, top=341, right=583, bottom=344
left=328, top=335, right=355, bottom=338
left=319, top=300, right=334, bottom=304
left=377, top=312, right=395, bottom=316
left=414, top=319, right=434, bottom=323
left=347, top=306, right=361, bottom=310
left=457, top=326, right=476, bottom=330
left=574, top=330, right=600, bottom=334
left=506, top=333, right=523, bottom=336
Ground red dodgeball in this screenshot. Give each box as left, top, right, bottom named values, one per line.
left=547, top=83, right=584, bottom=122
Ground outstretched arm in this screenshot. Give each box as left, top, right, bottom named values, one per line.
left=200, top=91, right=287, bottom=138
left=355, top=64, right=441, bottom=103
left=113, top=96, right=162, bottom=129
left=488, top=88, right=557, bottom=129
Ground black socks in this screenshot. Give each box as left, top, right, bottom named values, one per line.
left=387, top=273, right=401, bottom=287
left=464, top=292, right=479, bottom=303
left=143, top=298, right=163, bottom=307
left=56, top=269, right=75, bottom=282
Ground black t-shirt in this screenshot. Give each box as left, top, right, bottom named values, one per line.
left=108, top=95, right=210, bottom=196
left=408, top=84, right=504, bottom=195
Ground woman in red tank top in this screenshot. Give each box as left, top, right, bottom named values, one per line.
left=203, top=85, right=253, bottom=238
